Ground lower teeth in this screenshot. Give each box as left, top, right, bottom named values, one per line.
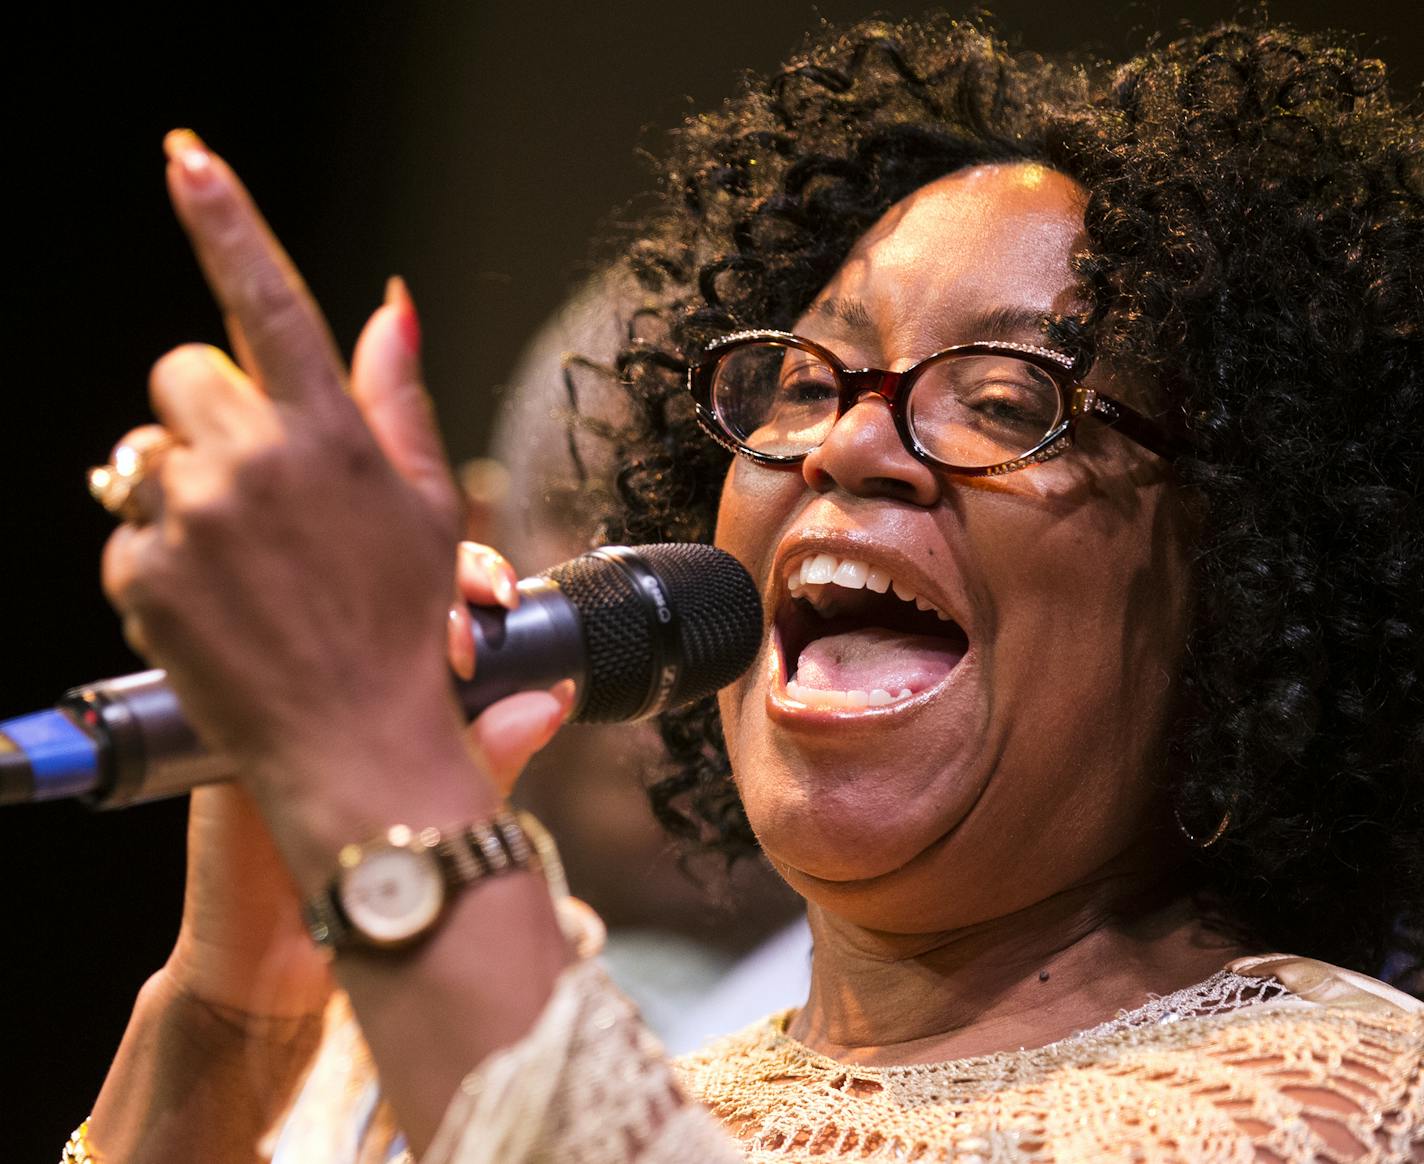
left=784, top=679, right=915, bottom=708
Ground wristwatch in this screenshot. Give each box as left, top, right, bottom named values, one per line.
left=302, top=809, right=538, bottom=951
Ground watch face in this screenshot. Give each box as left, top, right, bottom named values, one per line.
left=337, top=840, right=444, bottom=946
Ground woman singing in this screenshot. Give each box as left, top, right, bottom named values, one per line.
left=71, top=15, right=1423, bottom=1163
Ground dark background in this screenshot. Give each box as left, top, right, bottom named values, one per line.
left=6, top=2, right=1419, bottom=1155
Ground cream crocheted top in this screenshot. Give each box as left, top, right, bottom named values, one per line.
left=673, top=955, right=1424, bottom=1163
left=277, top=946, right=1424, bottom=1164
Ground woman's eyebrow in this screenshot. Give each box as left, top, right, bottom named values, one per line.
left=953, top=305, right=1057, bottom=346
left=806, top=296, right=876, bottom=337
left=804, top=299, right=1054, bottom=346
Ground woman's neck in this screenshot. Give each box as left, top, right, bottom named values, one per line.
left=788, top=879, right=1251, bottom=1066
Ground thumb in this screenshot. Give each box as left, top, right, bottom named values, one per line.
left=351, top=277, right=461, bottom=527
left=467, top=681, right=576, bottom=797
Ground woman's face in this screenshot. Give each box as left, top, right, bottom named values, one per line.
left=715, top=163, right=1196, bottom=933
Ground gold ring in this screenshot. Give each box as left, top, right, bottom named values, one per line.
left=87, top=435, right=174, bottom=522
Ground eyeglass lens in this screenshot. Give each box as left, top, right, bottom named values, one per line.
left=709, top=341, right=1066, bottom=468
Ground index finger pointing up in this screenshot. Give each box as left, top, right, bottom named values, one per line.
left=163, top=129, right=347, bottom=410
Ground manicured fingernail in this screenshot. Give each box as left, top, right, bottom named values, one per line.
left=165, top=129, right=213, bottom=187
left=465, top=543, right=520, bottom=611
left=549, top=678, right=577, bottom=716
left=457, top=540, right=490, bottom=585
left=458, top=542, right=519, bottom=611
left=492, top=567, right=519, bottom=611
left=385, top=275, right=421, bottom=356
left=448, top=606, right=475, bottom=681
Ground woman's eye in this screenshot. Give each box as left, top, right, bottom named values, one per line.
left=917, top=354, right=1060, bottom=439
left=779, top=364, right=836, bottom=403
left=954, top=358, right=1059, bottom=428
left=964, top=383, right=1044, bottom=422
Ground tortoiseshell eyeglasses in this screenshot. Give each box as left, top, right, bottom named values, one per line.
left=688, top=330, right=1187, bottom=477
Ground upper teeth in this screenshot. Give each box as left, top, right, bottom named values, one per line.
left=786, top=553, right=953, bottom=621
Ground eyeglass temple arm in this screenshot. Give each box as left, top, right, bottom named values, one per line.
left=1075, top=388, right=1190, bottom=462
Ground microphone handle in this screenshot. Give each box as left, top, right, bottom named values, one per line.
left=457, top=578, right=588, bottom=720
left=0, top=579, right=590, bottom=810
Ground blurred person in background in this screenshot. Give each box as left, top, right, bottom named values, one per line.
left=461, top=271, right=810, bottom=1053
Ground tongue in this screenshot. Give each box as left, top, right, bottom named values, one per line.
left=795, top=628, right=965, bottom=694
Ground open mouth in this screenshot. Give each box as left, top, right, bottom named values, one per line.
left=775, top=552, right=970, bottom=710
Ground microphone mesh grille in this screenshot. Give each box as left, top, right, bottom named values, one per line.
left=543, top=544, right=763, bottom=722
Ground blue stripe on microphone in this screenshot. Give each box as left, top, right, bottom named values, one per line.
left=0, top=710, right=100, bottom=800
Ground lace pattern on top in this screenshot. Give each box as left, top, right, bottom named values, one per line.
left=1066, top=968, right=1292, bottom=1041
left=291, top=954, right=1423, bottom=1163
left=425, top=958, right=741, bottom=1164
left=675, top=967, right=1424, bottom=1162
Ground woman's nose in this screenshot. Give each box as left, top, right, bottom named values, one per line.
left=800, top=393, right=943, bottom=505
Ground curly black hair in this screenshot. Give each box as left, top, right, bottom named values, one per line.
left=580, top=15, right=1424, bottom=986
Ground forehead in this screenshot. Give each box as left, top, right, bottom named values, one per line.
left=800, top=163, right=1088, bottom=350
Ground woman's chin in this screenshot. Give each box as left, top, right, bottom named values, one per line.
left=772, top=851, right=976, bottom=934
left=753, top=789, right=972, bottom=889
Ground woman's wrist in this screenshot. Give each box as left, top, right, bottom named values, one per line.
left=144, top=962, right=327, bottom=1046
left=87, top=967, right=325, bottom=1164
left=246, top=699, right=500, bottom=896
left=163, top=929, right=333, bottom=1027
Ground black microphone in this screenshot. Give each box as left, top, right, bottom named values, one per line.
left=0, top=543, right=763, bottom=809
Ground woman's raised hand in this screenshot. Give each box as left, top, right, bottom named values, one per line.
left=102, top=126, right=580, bottom=983
left=100, top=131, right=495, bottom=887
left=89, top=134, right=574, bottom=1159
left=102, top=131, right=456, bottom=765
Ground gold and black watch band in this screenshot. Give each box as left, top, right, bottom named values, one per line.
left=302, top=808, right=542, bottom=951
